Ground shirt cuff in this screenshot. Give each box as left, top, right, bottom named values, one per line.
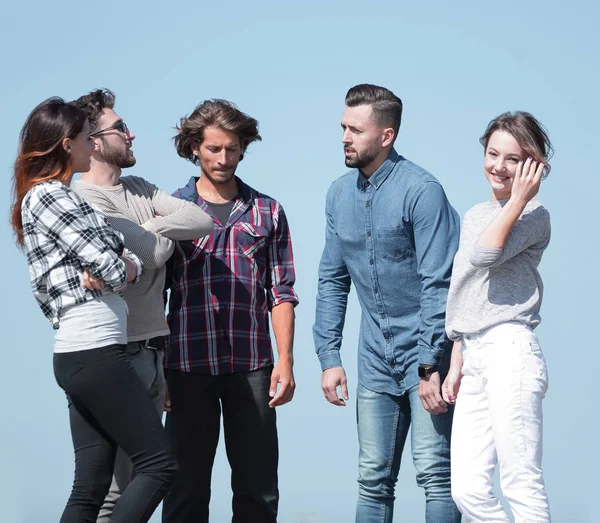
left=419, top=348, right=442, bottom=366
left=123, top=250, right=144, bottom=285
left=318, top=350, right=343, bottom=371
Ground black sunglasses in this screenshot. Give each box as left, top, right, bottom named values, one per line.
left=90, top=121, right=129, bottom=137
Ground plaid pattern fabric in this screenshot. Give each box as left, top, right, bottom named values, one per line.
left=22, top=181, right=142, bottom=329
left=166, top=176, right=299, bottom=375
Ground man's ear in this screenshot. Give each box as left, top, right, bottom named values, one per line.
left=381, top=127, right=395, bottom=148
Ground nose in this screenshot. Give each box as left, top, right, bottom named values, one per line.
left=342, top=129, right=352, bottom=144
left=491, top=158, right=505, bottom=173
left=217, top=150, right=228, bottom=164
left=127, top=129, right=136, bottom=142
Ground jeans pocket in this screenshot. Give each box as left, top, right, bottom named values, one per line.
left=527, top=342, right=549, bottom=395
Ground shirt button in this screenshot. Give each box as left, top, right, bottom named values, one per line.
left=366, top=231, right=371, bottom=236
left=369, top=259, right=374, bottom=265
left=365, top=201, right=370, bottom=207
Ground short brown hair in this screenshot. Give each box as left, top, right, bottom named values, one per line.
left=73, top=88, right=116, bottom=132
left=480, top=111, right=554, bottom=179
left=345, top=84, right=403, bottom=143
left=174, top=99, right=262, bottom=165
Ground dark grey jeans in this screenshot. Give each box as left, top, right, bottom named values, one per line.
left=53, top=344, right=177, bottom=523
left=97, top=340, right=167, bottom=523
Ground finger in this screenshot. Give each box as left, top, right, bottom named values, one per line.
left=515, top=159, right=524, bottom=180
left=269, top=381, right=289, bottom=407
left=434, top=391, right=448, bottom=413
left=534, top=160, right=544, bottom=181
left=324, top=385, right=345, bottom=406
left=523, top=156, right=533, bottom=176
left=269, top=372, right=279, bottom=398
left=340, top=379, right=349, bottom=401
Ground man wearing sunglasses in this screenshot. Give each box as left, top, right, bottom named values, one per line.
left=71, top=89, right=214, bottom=523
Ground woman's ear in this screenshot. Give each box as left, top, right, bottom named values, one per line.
left=62, top=137, right=72, bottom=154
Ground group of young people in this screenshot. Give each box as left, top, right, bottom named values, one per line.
left=10, top=83, right=553, bottom=523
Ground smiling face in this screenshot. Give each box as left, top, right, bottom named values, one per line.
left=484, top=130, right=527, bottom=200
left=92, top=108, right=136, bottom=169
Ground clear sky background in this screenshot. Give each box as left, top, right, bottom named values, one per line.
left=1, top=1, right=598, bottom=521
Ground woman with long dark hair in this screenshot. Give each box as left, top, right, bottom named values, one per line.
left=443, top=112, right=553, bottom=522
left=10, top=97, right=176, bottom=523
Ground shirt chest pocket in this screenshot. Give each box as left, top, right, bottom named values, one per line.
left=236, top=223, right=270, bottom=259
left=378, top=226, right=414, bottom=262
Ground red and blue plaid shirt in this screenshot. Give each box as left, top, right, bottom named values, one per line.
left=165, top=176, right=299, bottom=375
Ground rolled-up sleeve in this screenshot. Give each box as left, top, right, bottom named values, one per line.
left=29, top=186, right=130, bottom=292
left=266, top=203, right=299, bottom=309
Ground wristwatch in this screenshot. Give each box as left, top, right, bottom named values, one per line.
left=418, top=365, right=438, bottom=379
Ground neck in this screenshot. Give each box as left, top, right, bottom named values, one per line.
left=360, top=147, right=392, bottom=178
left=80, top=158, right=122, bottom=187
left=196, top=172, right=239, bottom=203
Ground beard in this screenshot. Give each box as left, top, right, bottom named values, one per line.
left=101, top=138, right=136, bottom=169
left=199, top=157, right=238, bottom=186
left=345, top=142, right=379, bottom=169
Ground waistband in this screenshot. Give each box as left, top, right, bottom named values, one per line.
left=463, top=321, right=533, bottom=343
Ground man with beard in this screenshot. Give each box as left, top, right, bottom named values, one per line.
left=162, top=99, right=298, bottom=523
left=313, top=84, right=461, bottom=522
left=71, top=89, right=214, bottom=523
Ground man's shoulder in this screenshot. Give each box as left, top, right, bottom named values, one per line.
left=120, top=175, right=155, bottom=194
left=395, top=157, right=442, bottom=187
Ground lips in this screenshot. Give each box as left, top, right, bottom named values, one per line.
left=491, top=173, right=509, bottom=183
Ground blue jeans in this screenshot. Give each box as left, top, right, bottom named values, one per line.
left=356, top=383, right=460, bottom=523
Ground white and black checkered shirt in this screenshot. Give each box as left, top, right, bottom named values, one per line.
left=21, top=181, right=143, bottom=329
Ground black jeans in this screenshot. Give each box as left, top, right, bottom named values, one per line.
left=53, top=344, right=177, bottom=523
left=162, top=366, right=279, bottom=523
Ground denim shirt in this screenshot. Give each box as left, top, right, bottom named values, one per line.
left=313, top=149, right=459, bottom=395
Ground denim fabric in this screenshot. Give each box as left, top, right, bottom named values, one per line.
left=313, top=150, right=459, bottom=395
left=355, top=383, right=460, bottom=523
left=97, top=341, right=167, bottom=523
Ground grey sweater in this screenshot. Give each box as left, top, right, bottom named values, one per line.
left=445, top=199, right=550, bottom=341
left=73, top=176, right=214, bottom=341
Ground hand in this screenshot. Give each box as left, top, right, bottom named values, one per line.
left=442, top=366, right=463, bottom=404
left=80, top=268, right=105, bottom=291
left=418, top=371, right=448, bottom=415
left=269, top=359, right=296, bottom=408
left=122, top=256, right=137, bottom=283
left=510, top=156, right=544, bottom=205
left=321, top=366, right=349, bottom=406
left=164, top=383, right=172, bottom=413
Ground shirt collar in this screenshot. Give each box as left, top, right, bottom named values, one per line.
left=177, top=175, right=254, bottom=204
left=358, top=148, right=400, bottom=190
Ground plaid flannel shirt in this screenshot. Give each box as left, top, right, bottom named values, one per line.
left=166, top=176, right=299, bottom=375
left=21, top=181, right=143, bottom=329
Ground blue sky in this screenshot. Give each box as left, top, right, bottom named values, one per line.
left=1, top=1, right=598, bottom=521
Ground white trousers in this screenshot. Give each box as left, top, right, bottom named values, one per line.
left=451, top=322, right=551, bottom=522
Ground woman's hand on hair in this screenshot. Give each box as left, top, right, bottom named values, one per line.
left=510, top=156, right=544, bottom=205
left=81, top=268, right=105, bottom=291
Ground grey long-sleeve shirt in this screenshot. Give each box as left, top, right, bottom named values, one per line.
left=73, top=175, right=214, bottom=341
left=445, top=199, right=550, bottom=341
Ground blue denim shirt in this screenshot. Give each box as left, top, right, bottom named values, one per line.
left=313, top=149, right=459, bottom=395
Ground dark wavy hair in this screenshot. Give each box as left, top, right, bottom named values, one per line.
left=480, top=111, right=554, bottom=179
left=73, top=88, right=116, bottom=132
left=345, top=84, right=403, bottom=143
left=174, top=99, right=261, bottom=164
left=11, top=97, right=87, bottom=246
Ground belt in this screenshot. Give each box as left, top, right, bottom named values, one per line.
left=144, top=336, right=165, bottom=350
